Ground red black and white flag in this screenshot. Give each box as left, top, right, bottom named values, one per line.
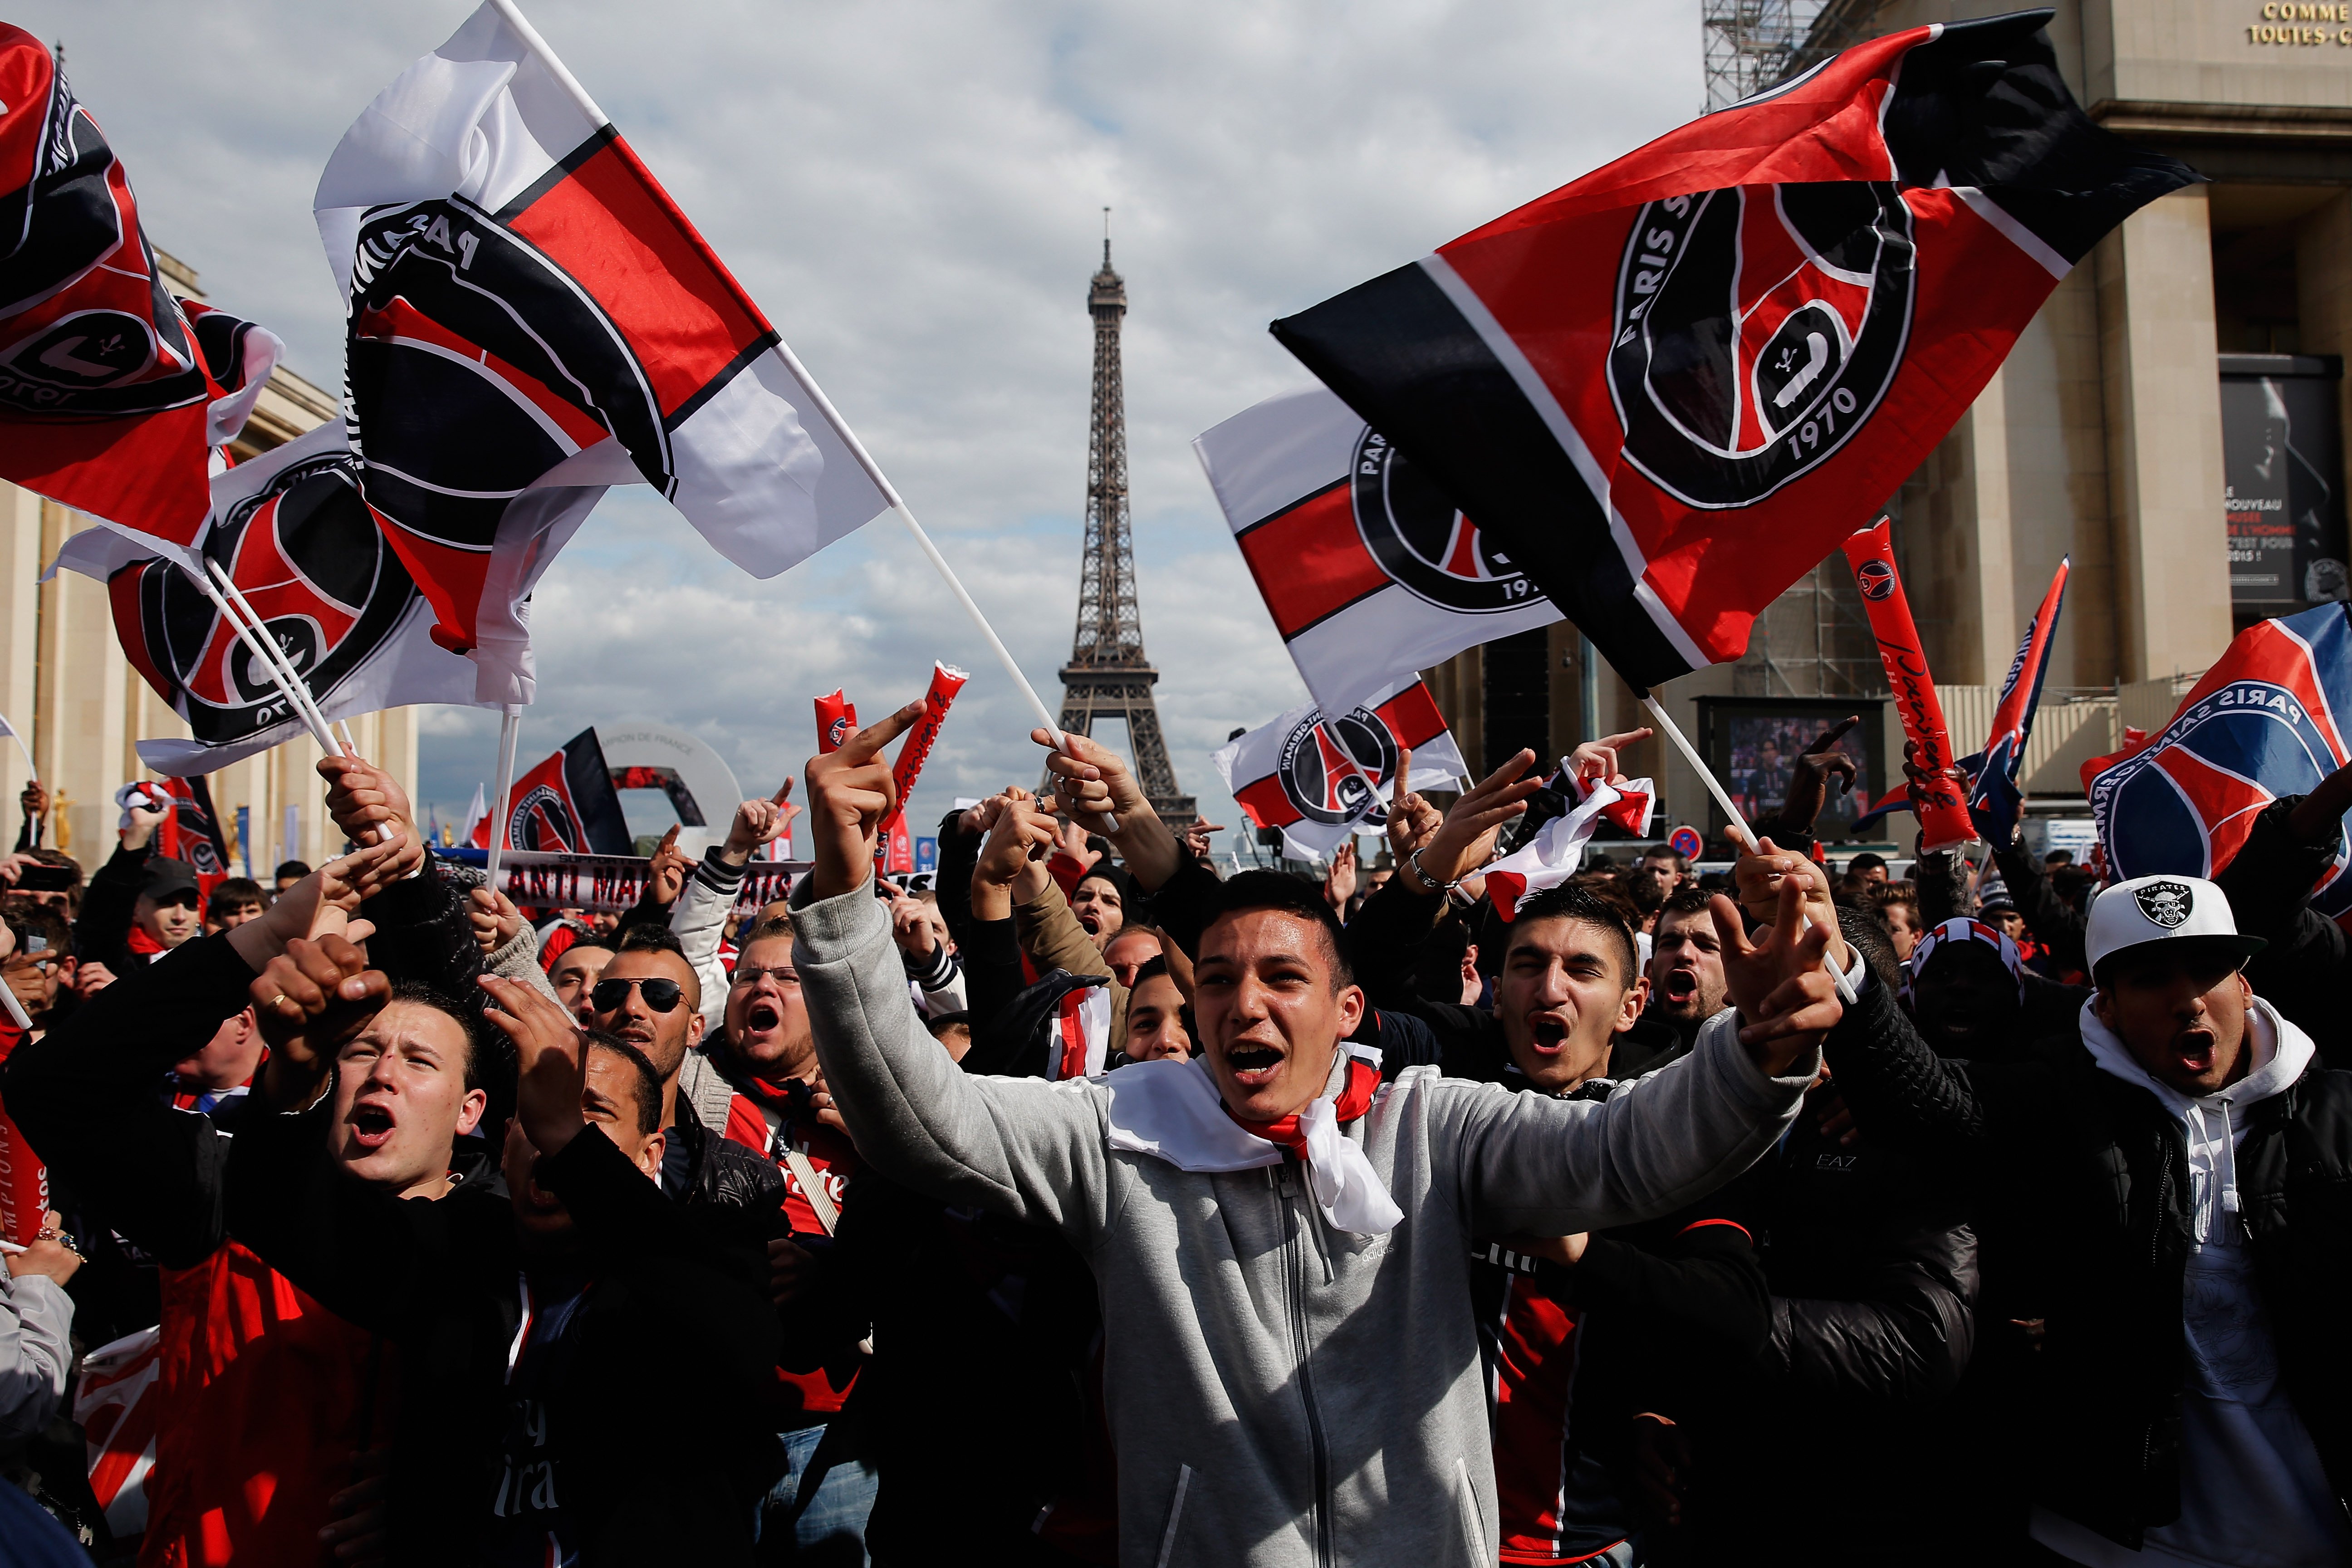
left=1269, top=11, right=2196, bottom=689
left=1195, top=383, right=1560, bottom=718
left=45, top=421, right=490, bottom=774
left=314, top=4, right=892, bottom=703
left=500, top=727, right=634, bottom=856
left=153, top=774, right=232, bottom=881
left=0, top=27, right=281, bottom=560
left=1484, top=767, right=1655, bottom=921
left=1212, top=679, right=1468, bottom=860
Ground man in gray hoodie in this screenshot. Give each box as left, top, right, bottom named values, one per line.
left=788, top=704, right=1841, bottom=1568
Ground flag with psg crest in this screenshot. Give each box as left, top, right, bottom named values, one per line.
left=1270, top=10, right=2197, bottom=689
left=0, top=27, right=282, bottom=559
left=1213, top=680, right=1467, bottom=861
left=314, top=2, right=893, bottom=703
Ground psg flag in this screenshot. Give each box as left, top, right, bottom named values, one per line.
left=1195, top=383, right=1561, bottom=719
left=500, top=727, right=633, bottom=856
left=1960, top=555, right=2070, bottom=844
left=154, top=774, right=232, bottom=881
left=45, top=421, right=491, bottom=775
left=315, top=3, right=892, bottom=701
left=2083, top=601, right=2352, bottom=928
left=0, top=28, right=282, bottom=559
left=1270, top=10, right=2197, bottom=689
left=1213, top=680, right=1468, bottom=861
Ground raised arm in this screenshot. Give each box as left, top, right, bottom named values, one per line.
left=796, top=707, right=1115, bottom=1243
left=1452, top=882, right=1836, bottom=1236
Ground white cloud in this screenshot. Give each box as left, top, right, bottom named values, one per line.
left=27, top=0, right=1702, bottom=844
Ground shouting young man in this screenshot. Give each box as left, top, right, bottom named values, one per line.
left=789, top=703, right=1840, bottom=1568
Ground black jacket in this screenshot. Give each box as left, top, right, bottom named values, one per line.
left=72, top=840, right=152, bottom=975
left=2217, top=794, right=2352, bottom=1068
left=1824, top=974, right=2352, bottom=1549
left=227, top=1103, right=784, bottom=1566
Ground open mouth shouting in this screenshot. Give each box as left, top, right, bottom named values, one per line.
left=2170, top=1028, right=2218, bottom=1077
left=1526, top=1014, right=1572, bottom=1055
left=1663, top=969, right=1699, bottom=1004
left=348, top=1098, right=397, bottom=1152
left=745, top=998, right=782, bottom=1037
left=1225, top=1042, right=1284, bottom=1084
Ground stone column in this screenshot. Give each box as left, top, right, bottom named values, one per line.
left=2095, top=183, right=2232, bottom=683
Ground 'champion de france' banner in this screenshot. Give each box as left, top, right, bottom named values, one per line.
left=1269, top=11, right=2197, bottom=689
left=1195, top=383, right=1560, bottom=719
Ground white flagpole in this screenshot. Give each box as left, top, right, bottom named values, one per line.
left=206, top=562, right=348, bottom=756
left=488, top=0, right=1102, bottom=823
left=0, top=711, right=33, bottom=782
left=485, top=705, right=522, bottom=890
left=1639, top=691, right=1857, bottom=1005
left=190, top=572, right=342, bottom=758
left=0, top=978, right=28, bottom=1031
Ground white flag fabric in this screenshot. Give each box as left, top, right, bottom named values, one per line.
left=314, top=2, right=891, bottom=701
left=1196, top=384, right=1562, bottom=719
left=1212, top=679, right=1467, bottom=861
left=47, top=421, right=500, bottom=775
left=1483, top=767, right=1657, bottom=921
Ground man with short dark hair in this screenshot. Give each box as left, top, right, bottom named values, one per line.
left=1647, top=884, right=1730, bottom=1058
left=547, top=940, right=614, bottom=1025
left=272, top=859, right=310, bottom=893
left=1825, top=873, right=2352, bottom=1563
left=791, top=706, right=1838, bottom=1568
left=1, top=901, right=73, bottom=1034
left=1120, top=955, right=1191, bottom=1063
left=201, top=877, right=267, bottom=933
left=1626, top=845, right=1687, bottom=926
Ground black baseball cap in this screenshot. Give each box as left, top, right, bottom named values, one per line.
left=141, top=858, right=198, bottom=902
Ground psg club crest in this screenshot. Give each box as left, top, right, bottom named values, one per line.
left=1350, top=429, right=1537, bottom=613
left=1276, top=706, right=1401, bottom=826
left=2134, top=879, right=2194, bottom=929
left=507, top=782, right=584, bottom=853
left=115, top=451, right=415, bottom=743
left=2090, top=679, right=2344, bottom=881
left=1855, top=557, right=1896, bottom=602
left=1607, top=182, right=1916, bottom=509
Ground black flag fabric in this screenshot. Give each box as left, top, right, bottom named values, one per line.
left=1270, top=9, right=2196, bottom=689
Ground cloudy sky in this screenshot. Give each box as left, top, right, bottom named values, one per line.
left=30, top=0, right=1704, bottom=850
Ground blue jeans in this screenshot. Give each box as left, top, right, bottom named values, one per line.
left=757, top=1421, right=877, bottom=1566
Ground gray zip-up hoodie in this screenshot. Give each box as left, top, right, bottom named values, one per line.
left=793, top=882, right=1817, bottom=1568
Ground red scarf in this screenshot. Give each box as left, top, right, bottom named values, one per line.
left=1225, top=1053, right=1382, bottom=1160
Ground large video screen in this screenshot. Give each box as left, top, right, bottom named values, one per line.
left=1699, top=698, right=1884, bottom=843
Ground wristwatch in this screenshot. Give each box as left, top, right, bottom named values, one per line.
left=1404, top=846, right=1457, bottom=899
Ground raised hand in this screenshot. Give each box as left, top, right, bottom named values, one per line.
left=1052, top=817, right=1102, bottom=875
left=1183, top=816, right=1225, bottom=865
left=647, top=824, right=688, bottom=905
left=1565, top=727, right=1654, bottom=788
left=5, top=1210, right=80, bottom=1286
left=1033, top=728, right=1186, bottom=891
left=1324, top=840, right=1358, bottom=911
left=975, top=791, right=1055, bottom=887
left=723, top=782, right=797, bottom=866
left=468, top=886, right=524, bottom=956
left=318, top=752, right=421, bottom=858
left=1777, top=715, right=1861, bottom=832
left=228, top=836, right=407, bottom=972
left=122, top=788, right=166, bottom=852
left=249, top=933, right=389, bottom=1112
left=1730, top=835, right=1848, bottom=971
left=479, top=974, right=592, bottom=1156
left=1384, top=746, right=1442, bottom=866
left=19, top=779, right=46, bottom=827
left=1400, top=749, right=1548, bottom=894
left=803, top=701, right=926, bottom=900
left=1709, top=877, right=1843, bottom=1075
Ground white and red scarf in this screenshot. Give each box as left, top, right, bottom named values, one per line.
left=1104, top=1044, right=1402, bottom=1234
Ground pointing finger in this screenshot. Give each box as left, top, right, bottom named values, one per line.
left=1392, top=746, right=1414, bottom=808
left=839, top=700, right=927, bottom=765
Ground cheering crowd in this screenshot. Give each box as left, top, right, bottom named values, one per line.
left=0, top=703, right=2345, bottom=1568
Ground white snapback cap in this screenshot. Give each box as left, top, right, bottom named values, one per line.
left=2084, top=874, right=2267, bottom=980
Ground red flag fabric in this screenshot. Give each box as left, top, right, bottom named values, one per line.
left=72, top=1325, right=161, bottom=1540
left=0, top=29, right=282, bottom=558
left=0, top=1018, right=46, bottom=1247
left=1842, top=518, right=1975, bottom=849
left=1960, top=554, right=2072, bottom=844
left=1194, top=383, right=1560, bottom=717
left=1484, top=768, right=1657, bottom=921
left=497, top=728, right=634, bottom=855
left=314, top=4, right=891, bottom=703
left=1213, top=680, right=1468, bottom=860
left=1268, top=13, right=2196, bottom=688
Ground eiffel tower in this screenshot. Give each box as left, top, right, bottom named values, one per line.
left=1049, top=226, right=1196, bottom=833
